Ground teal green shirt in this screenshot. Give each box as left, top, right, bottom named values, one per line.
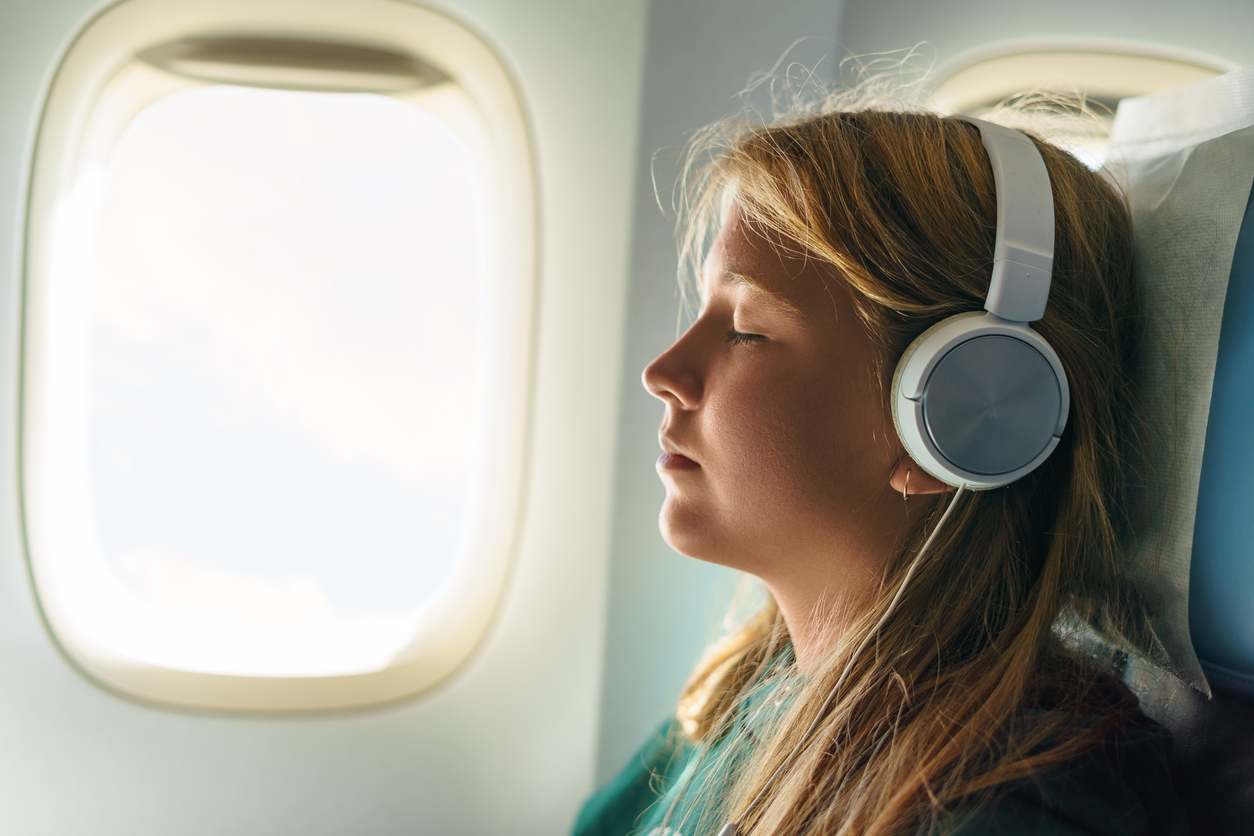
left=574, top=696, right=1187, bottom=836
left=576, top=677, right=787, bottom=836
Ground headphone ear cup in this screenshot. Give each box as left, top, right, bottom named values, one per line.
left=892, top=313, right=1069, bottom=489
left=923, top=334, right=1061, bottom=473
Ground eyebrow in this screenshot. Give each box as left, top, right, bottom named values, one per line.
left=721, top=269, right=803, bottom=315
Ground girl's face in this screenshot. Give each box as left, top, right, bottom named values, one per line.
left=643, top=205, right=906, bottom=592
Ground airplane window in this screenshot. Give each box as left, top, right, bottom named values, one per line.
left=928, top=41, right=1237, bottom=169
left=82, top=85, right=483, bottom=677
left=22, top=0, right=535, bottom=710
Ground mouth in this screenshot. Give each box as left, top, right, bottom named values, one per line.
left=657, top=452, right=700, bottom=471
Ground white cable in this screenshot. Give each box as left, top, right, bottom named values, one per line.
left=715, top=485, right=968, bottom=836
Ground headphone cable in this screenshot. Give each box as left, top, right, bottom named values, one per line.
left=715, top=484, right=967, bottom=836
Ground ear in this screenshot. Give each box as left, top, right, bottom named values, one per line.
left=889, top=457, right=951, bottom=497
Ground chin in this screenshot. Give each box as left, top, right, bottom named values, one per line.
left=658, top=498, right=741, bottom=568
left=657, top=498, right=709, bottom=559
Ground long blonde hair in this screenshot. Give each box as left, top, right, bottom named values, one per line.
left=667, top=105, right=1148, bottom=835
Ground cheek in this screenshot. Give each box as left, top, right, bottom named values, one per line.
left=709, top=362, right=893, bottom=509
left=706, top=371, right=830, bottom=499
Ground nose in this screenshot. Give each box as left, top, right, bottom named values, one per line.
left=642, top=332, right=703, bottom=409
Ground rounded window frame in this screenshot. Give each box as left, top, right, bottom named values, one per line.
left=926, top=39, right=1237, bottom=169
left=21, top=0, right=537, bottom=711
left=927, top=38, right=1237, bottom=116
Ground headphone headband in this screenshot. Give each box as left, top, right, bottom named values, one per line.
left=951, top=117, right=1055, bottom=323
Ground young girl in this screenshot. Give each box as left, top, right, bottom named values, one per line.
left=574, top=104, right=1183, bottom=835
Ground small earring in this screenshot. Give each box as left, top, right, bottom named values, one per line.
left=903, top=467, right=910, bottom=502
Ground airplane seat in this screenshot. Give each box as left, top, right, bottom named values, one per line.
left=1155, top=181, right=1254, bottom=834
left=1105, top=68, right=1254, bottom=835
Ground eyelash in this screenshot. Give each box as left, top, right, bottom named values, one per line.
left=727, top=329, right=766, bottom=347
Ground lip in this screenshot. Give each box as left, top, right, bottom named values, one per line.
left=657, top=452, right=700, bottom=471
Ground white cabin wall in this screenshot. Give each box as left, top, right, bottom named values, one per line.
left=842, top=0, right=1254, bottom=71
left=596, top=0, right=847, bottom=782
left=0, top=0, right=647, bottom=833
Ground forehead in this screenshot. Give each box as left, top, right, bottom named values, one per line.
left=700, top=205, right=834, bottom=315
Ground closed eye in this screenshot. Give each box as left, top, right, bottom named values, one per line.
left=727, top=329, right=766, bottom=346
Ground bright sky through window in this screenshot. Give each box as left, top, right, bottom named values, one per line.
left=85, top=85, right=486, bottom=675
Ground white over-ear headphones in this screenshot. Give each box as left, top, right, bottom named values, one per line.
left=891, top=117, right=1070, bottom=490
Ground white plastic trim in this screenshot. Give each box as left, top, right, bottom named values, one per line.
left=22, top=0, right=536, bottom=711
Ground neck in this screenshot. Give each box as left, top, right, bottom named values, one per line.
left=772, top=586, right=864, bottom=673
left=763, top=492, right=941, bottom=673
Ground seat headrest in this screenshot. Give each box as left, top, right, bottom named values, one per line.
left=1105, top=67, right=1254, bottom=699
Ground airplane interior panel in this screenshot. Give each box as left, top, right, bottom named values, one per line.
left=1, top=0, right=1252, bottom=834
